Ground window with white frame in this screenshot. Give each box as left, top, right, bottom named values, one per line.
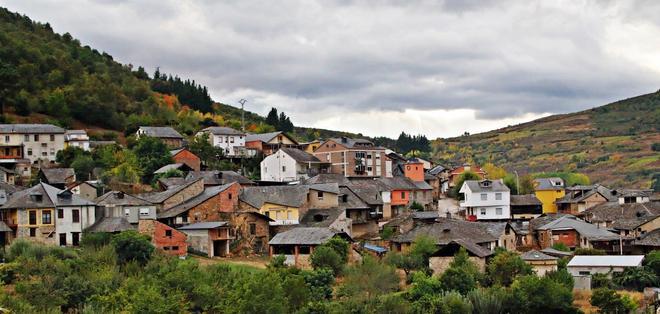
left=496, top=208, right=503, bottom=215
left=480, top=208, right=486, bottom=215
left=139, top=208, right=150, bottom=216
left=481, top=193, right=487, bottom=201
left=495, top=193, right=502, bottom=200
left=124, top=208, right=130, bottom=216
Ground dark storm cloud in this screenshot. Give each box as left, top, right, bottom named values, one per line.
left=4, top=0, right=659, bottom=136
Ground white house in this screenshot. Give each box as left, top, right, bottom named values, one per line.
left=567, top=255, right=644, bottom=277
left=460, top=179, right=510, bottom=220
left=260, top=148, right=326, bottom=182
left=196, top=126, right=247, bottom=157
left=64, top=130, right=90, bottom=151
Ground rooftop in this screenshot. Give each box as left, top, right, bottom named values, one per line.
left=138, top=126, right=183, bottom=139
left=40, top=168, right=75, bottom=184
left=200, top=126, right=244, bottom=136
left=269, top=227, right=349, bottom=245
left=280, top=147, right=322, bottom=163
left=0, top=124, right=65, bottom=134
left=521, top=250, right=558, bottom=261
left=537, top=216, right=620, bottom=241
left=462, top=179, right=509, bottom=193
left=567, top=255, right=644, bottom=267
left=178, top=221, right=229, bottom=230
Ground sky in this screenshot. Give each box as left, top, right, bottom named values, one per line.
left=4, top=0, right=660, bottom=138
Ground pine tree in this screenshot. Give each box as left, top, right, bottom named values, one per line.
left=266, top=108, right=279, bottom=127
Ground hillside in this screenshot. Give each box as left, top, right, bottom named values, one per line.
left=0, top=7, right=357, bottom=142
left=433, top=91, right=660, bottom=188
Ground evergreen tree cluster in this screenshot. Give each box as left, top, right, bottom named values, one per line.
left=396, top=132, right=431, bottom=154
left=150, top=68, right=214, bottom=113
left=265, top=107, right=294, bottom=132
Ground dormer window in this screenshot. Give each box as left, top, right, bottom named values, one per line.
left=30, top=193, right=43, bottom=202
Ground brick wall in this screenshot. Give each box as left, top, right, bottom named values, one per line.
left=139, top=220, right=188, bottom=256
left=187, top=183, right=240, bottom=223
left=173, top=149, right=201, bottom=171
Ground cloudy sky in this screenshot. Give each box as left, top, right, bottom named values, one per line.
left=5, top=1, right=660, bottom=138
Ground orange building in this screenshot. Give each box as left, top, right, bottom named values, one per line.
left=404, top=161, right=425, bottom=182
left=138, top=220, right=188, bottom=256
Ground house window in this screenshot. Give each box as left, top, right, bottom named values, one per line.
left=24, top=134, right=29, bottom=142
left=42, top=210, right=52, bottom=224
left=287, top=211, right=293, bottom=220
left=579, top=271, right=590, bottom=276
left=165, top=230, right=172, bottom=237
left=326, top=153, right=330, bottom=161
left=27, top=148, right=32, bottom=156
left=42, top=151, right=48, bottom=157
left=249, top=223, right=256, bottom=235
left=29, top=228, right=36, bottom=237
left=50, top=148, right=55, bottom=155
left=230, top=137, right=234, bottom=143
left=72, top=209, right=80, bottom=223
left=480, top=208, right=486, bottom=215
left=367, top=166, right=372, bottom=171
left=219, top=137, right=223, bottom=143
left=481, top=193, right=487, bottom=201
left=72, top=232, right=80, bottom=246
left=139, top=208, right=150, bottom=216
left=228, top=193, right=232, bottom=200
left=282, top=166, right=286, bottom=172
left=496, top=208, right=503, bottom=215
left=34, top=134, right=39, bottom=141
left=3, top=136, right=8, bottom=143
left=57, top=209, right=64, bottom=219
left=172, top=246, right=179, bottom=251
left=59, top=233, right=66, bottom=246
left=182, top=216, right=188, bottom=223
left=125, top=208, right=130, bottom=216
left=495, top=193, right=502, bottom=200
left=163, top=246, right=170, bottom=251
left=50, top=134, right=55, bottom=141
left=317, top=191, right=324, bottom=200
left=29, top=211, right=37, bottom=225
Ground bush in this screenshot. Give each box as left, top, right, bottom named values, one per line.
left=310, top=246, right=343, bottom=275
left=545, top=268, right=574, bottom=290
left=303, top=268, right=335, bottom=300
left=510, top=275, right=575, bottom=314
left=323, top=237, right=349, bottom=263
left=80, top=232, right=113, bottom=248
left=591, top=288, right=637, bottom=314
left=468, top=287, right=505, bottom=314
left=644, top=250, right=660, bottom=277
left=486, top=251, right=533, bottom=287
left=552, top=243, right=570, bottom=252
left=612, top=266, right=658, bottom=291
left=410, top=201, right=424, bottom=211
left=439, top=267, right=477, bottom=295
left=574, top=248, right=606, bottom=255
left=111, top=231, right=154, bottom=266
left=591, top=273, right=614, bottom=289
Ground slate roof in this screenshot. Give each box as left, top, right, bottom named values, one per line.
left=540, top=247, right=574, bottom=258
left=511, top=194, right=543, bottom=206
left=345, top=184, right=383, bottom=206
left=378, top=177, right=418, bottom=190
left=240, top=185, right=309, bottom=208
left=65, top=129, right=87, bottom=135
left=339, top=187, right=370, bottom=209
left=0, top=221, right=11, bottom=232
left=450, top=239, right=494, bottom=258
left=159, top=183, right=235, bottom=218
left=136, top=179, right=203, bottom=204
left=412, top=180, right=433, bottom=190
left=614, top=189, right=653, bottom=198
left=201, top=126, right=244, bottom=136
left=521, top=250, right=558, bottom=261
left=0, top=166, right=15, bottom=175
left=154, top=163, right=188, bottom=174
left=1, top=182, right=94, bottom=209
left=412, top=211, right=440, bottom=220
left=529, top=214, right=571, bottom=231
left=280, top=148, right=322, bottom=163
left=537, top=216, right=620, bottom=241
left=567, top=255, right=644, bottom=267
left=86, top=217, right=135, bottom=233
left=305, top=174, right=352, bottom=186
left=534, top=177, right=565, bottom=190
left=269, top=227, right=349, bottom=245
left=0, top=182, right=24, bottom=194
left=557, top=185, right=616, bottom=203
left=0, top=124, right=65, bottom=134
left=246, top=131, right=298, bottom=144
left=584, top=202, right=660, bottom=230
left=635, top=229, right=660, bottom=247
left=428, top=165, right=447, bottom=176
left=392, top=218, right=499, bottom=245
left=300, top=208, right=346, bottom=228
left=40, top=168, right=75, bottom=184
left=95, top=191, right=153, bottom=207
left=178, top=221, right=229, bottom=230
left=139, top=126, right=183, bottom=139
left=186, top=170, right=254, bottom=186
left=328, top=137, right=376, bottom=149
left=462, top=179, right=509, bottom=193
left=158, top=177, right=187, bottom=189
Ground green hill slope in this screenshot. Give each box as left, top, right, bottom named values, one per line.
left=0, top=7, right=356, bottom=142
left=432, top=91, right=660, bottom=188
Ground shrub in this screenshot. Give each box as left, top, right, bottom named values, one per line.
left=510, top=275, right=575, bottom=314
left=591, top=288, right=637, bottom=314
left=612, top=266, right=658, bottom=291
left=410, top=201, right=424, bottom=211
left=591, top=273, right=614, bottom=289
left=310, top=246, right=343, bottom=275
left=486, top=250, right=533, bottom=287
left=574, top=248, right=606, bottom=255
left=467, top=287, right=505, bottom=314
left=323, top=237, right=349, bottom=263
left=111, top=231, right=154, bottom=266
left=80, top=232, right=113, bottom=248
left=552, top=243, right=570, bottom=252
left=439, top=267, right=477, bottom=295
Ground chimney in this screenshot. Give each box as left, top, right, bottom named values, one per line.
left=117, top=191, right=125, bottom=199
left=446, top=211, right=451, bottom=219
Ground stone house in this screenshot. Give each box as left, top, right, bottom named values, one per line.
left=510, top=194, right=543, bottom=220
left=521, top=250, right=558, bottom=276
left=535, top=215, right=621, bottom=253
left=170, top=148, right=201, bottom=171
left=178, top=221, right=233, bottom=257
left=555, top=185, right=615, bottom=214
left=427, top=165, right=450, bottom=199
left=136, top=126, right=184, bottom=148
left=136, top=178, right=205, bottom=212
left=186, top=170, right=255, bottom=187
left=269, top=227, right=352, bottom=268
left=0, top=182, right=96, bottom=246
left=312, top=137, right=389, bottom=178
left=39, top=168, right=76, bottom=189
left=448, top=163, right=486, bottom=189
left=69, top=181, right=100, bottom=201
left=138, top=219, right=188, bottom=256
left=245, top=131, right=300, bottom=156
left=94, top=190, right=157, bottom=225
left=0, top=124, right=66, bottom=165
left=428, top=240, right=492, bottom=275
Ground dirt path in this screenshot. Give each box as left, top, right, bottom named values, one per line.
left=192, top=255, right=269, bottom=269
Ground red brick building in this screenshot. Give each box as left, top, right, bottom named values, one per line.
left=313, top=137, right=389, bottom=178
left=170, top=148, right=201, bottom=171
left=138, top=219, right=188, bottom=256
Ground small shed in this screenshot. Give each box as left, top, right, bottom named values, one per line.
left=178, top=221, right=233, bottom=257
left=567, top=255, right=644, bottom=277
left=521, top=250, right=558, bottom=276
left=269, top=227, right=352, bottom=268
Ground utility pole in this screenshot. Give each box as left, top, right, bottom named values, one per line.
left=238, top=99, right=247, bottom=132
left=514, top=170, right=520, bottom=195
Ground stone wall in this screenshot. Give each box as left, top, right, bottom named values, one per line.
left=187, top=183, right=240, bottom=223
left=162, top=179, right=205, bottom=210
left=429, top=256, right=486, bottom=276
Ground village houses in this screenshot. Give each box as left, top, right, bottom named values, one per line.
left=460, top=179, right=511, bottom=221
left=260, top=147, right=328, bottom=182
left=136, top=126, right=185, bottom=148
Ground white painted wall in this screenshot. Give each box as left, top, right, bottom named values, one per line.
left=1, top=132, right=65, bottom=164
left=196, top=131, right=246, bottom=157
left=460, top=182, right=511, bottom=220
left=260, top=149, right=298, bottom=182
left=55, top=205, right=96, bottom=245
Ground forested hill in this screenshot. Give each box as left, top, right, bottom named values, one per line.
left=0, top=7, right=358, bottom=142
left=432, top=91, right=660, bottom=188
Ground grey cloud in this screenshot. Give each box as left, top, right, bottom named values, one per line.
left=4, top=0, right=660, bottom=134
